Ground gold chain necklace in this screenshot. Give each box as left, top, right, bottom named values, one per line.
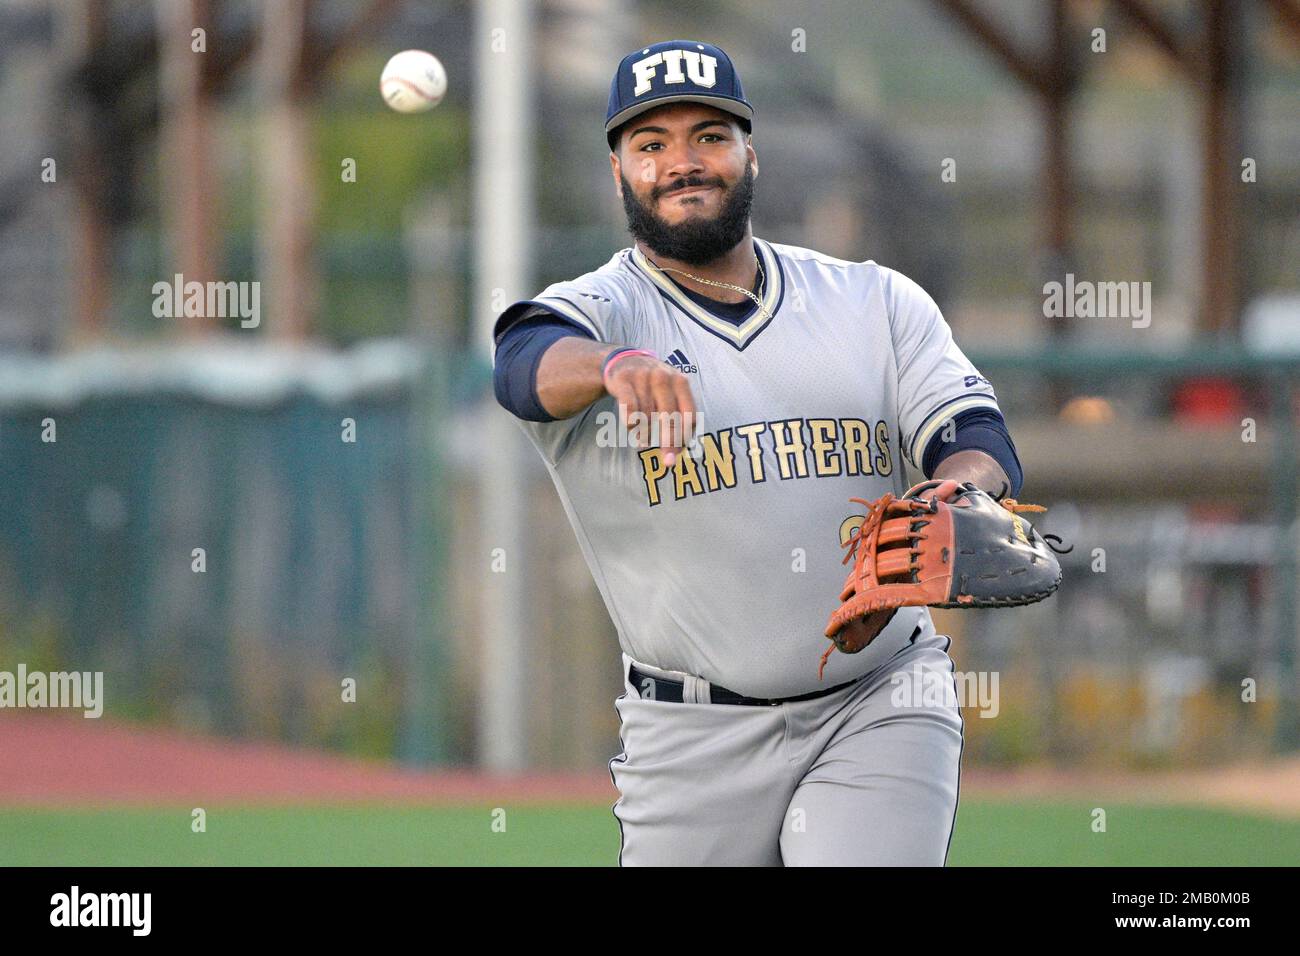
left=644, top=253, right=772, bottom=322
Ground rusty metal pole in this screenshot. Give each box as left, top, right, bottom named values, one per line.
left=155, top=0, right=220, bottom=336
left=1199, top=0, right=1244, bottom=336
left=1042, top=0, right=1077, bottom=418
left=257, top=0, right=318, bottom=342
left=60, top=0, right=112, bottom=344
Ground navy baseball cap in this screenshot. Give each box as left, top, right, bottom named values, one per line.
left=605, top=40, right=753, bottom=149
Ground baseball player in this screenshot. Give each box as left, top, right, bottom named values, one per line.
left=492, top=40, right=1024, bottom=866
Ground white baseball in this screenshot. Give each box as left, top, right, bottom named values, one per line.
left=380, top=50, right=447, bottom=114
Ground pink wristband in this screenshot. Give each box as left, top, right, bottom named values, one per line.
left=601, top=348, right=657, bottom=390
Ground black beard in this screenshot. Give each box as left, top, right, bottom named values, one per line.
left=620, top=164, right=755, bottom=266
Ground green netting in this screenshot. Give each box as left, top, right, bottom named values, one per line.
left=0, top=342, right=451, bottom=764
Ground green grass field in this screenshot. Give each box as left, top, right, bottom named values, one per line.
left=2, top=801, right=1295, bottom=866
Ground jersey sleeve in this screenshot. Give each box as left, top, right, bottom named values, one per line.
left=492, top=273, right=633, bottom=347
left=493, top=313, right=596, bottom=422
left=491, top=271, right=636, bottom=466
left=881, top=266, right=1001, bottom=470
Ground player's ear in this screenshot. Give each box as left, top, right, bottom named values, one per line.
left=746, top=139, right=758, bottom=180
left=610, top=150, right=623, bottom=197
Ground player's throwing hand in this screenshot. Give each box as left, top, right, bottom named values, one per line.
left=601, top=349, right=697, bottom=466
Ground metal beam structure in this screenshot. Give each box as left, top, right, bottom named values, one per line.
left=1111, top=0, right=1193, bottom=71
left=931, top=0, right=1080, bottom=349
left=935, top=0, right=1256, bottom=337
left=1262, top=0, right=1300, bottom=45
left=937, top=0, right=1055, bottom=94
left=1199, top=0, right=1245, bottom=338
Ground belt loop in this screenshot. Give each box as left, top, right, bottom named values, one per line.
left=682, top=674, right=712, bottom=704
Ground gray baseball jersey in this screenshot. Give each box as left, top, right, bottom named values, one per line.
left=495, top=237, right=999, bottom=699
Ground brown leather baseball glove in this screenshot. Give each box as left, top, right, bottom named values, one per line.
left=820, top=479, right=1068, bottom=678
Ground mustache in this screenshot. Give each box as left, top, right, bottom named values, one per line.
left=620, top=163, right=755, bottom=267
left=654, top=176, right=727, bottom=200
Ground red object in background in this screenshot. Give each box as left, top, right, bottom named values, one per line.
left=1171, top=377, right=1247, bottom=426
left=1174, top=377, right=1249, bottom=524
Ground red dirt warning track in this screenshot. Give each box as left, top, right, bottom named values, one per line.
left=4, top=713, right=1298, bottom=816
left=0, top=714, right=616, bottom=806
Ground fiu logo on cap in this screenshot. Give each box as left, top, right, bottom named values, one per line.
left=632, top=49, right=718, bottom=96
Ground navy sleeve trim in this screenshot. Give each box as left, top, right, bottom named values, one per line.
left=493, top=298, right=599, bottom=346
left=493, top=315, right=593, bottom=423
left=906, top=392, right=1001, bottom=467
left=921, top=408, right=1024, bottom=499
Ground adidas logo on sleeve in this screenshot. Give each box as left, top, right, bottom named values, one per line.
left=666, top=349, right=698, bottom=374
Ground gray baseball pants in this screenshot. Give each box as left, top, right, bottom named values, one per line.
left=609, top=630, right=964, bottom=866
